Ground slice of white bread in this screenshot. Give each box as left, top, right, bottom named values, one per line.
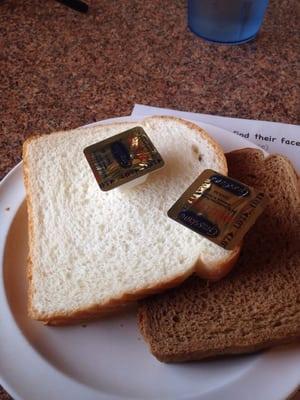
left=23, top=116, right=240, bottom=324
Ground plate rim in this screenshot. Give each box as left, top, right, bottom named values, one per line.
left=1, top=115, right=299, bottom=400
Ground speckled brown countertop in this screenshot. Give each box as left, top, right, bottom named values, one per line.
left=0, top=0, right=299, bottom=399
left=1, top=0, right=299, bottom=181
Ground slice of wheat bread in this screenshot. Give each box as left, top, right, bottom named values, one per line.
left=23, top=116, right=240, bottom=325
left=138, top=148, right=300, bottom=362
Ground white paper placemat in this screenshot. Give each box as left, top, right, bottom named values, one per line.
left=132, top=104, right=300, bottom=172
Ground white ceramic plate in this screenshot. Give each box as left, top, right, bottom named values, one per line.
left=0, top=116, right=299, bottom=400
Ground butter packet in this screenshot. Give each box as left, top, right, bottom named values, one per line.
left=84, top=127, right=164, bottom=191
left=168, top=169, right=267, bottom=249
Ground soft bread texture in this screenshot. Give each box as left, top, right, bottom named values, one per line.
left=23, top=116, right=239, bottom=324
left=138, top=149, right=300, bottom=362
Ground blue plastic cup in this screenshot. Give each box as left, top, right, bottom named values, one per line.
left=188, top=0, right=269, bottom=44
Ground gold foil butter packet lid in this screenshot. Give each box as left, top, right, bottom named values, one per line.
left=84, top=126, right=165, bottom=191
left=168, top=169, right=267, bottom=250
